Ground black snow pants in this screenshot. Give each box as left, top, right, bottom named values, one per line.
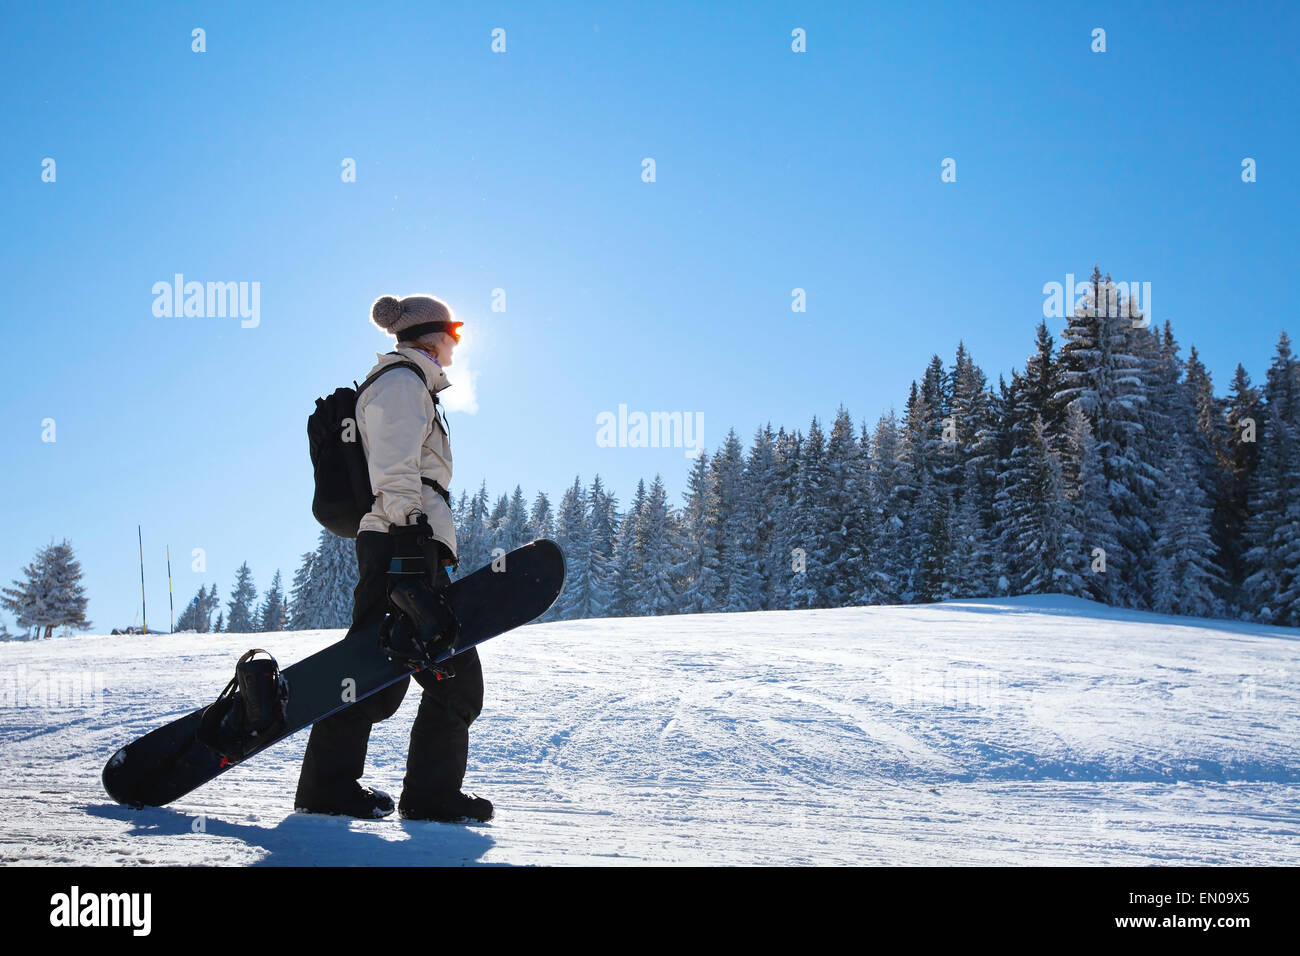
left=294, top=530, right=483, bottom=807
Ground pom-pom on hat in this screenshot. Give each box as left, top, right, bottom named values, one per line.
left=370, top=294, right=460, bottom=342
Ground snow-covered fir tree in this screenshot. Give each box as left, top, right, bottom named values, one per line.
left=1144, top=325, right=1225, bottom=616
left=866, top=411, right=908, bottom=603
left=175, top=583, right=221, bottom=633
left=224, top=562, right=258, bottom=633
left=498, top=486, right=531, bottom=553
left=1059, top=402, right=1119, bottom=603
left=790, top=417, right=836, bottom=609
left=1150, top=437, right=1225, bottom=617
left=1219, top=364, right=1264, bottom=606
left=1242, top=333, right=1300, bottom=625
left=741, top=425, right=781, bottom=609
left=633, top=476, right=679, bottom=616
left=584, top=475, right=619, bottom=618
left=1, top=539, right=91, bottom=639
left=301, top=530, right=359, bottom=628
left=610, top=479, right=647, bottom=616
left=549, top=477, right=591, bottom=621
left=821, top=409, right=868, bottom=609
left=1054, top=268, right=1157, bottom=607
left=714, top=429, right=763, bottom=612
left=451, top=482, right=492, bottom=581
left=256, top=570, right=287, bottom=632
left=996, top=416, right=1070, bottom=595
left=765, top=427, right=803, bottom=609
left=287, top=552, right=316, bottom=630
left=529, top=491, right=554, bottom=541
left=677, top=446, right=722, bottom=612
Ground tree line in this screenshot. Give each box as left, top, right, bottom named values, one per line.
left=6, top=266, right=1297, bottom=637
left=446, top=267, right=1297, bottom=626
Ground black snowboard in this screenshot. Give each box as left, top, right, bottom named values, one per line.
left=102, top=538, right=564, bottom=807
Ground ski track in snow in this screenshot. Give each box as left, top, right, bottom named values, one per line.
left=2, top=595, right=1298, bottom=865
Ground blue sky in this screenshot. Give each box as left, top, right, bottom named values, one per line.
left=1, top=1, right=1297, bottom=631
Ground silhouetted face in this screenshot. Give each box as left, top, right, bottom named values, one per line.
left=417, top=328, right=460, bottom=367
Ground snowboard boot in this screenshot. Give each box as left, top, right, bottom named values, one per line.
left=295, top=781, right=396, bottom=819
left=398, top=791, right=493, bottom=824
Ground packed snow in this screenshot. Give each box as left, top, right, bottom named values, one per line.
left=1, top=595, right=1297, bottom=866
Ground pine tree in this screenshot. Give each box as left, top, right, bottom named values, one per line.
left=1, top=539, right=91, bottom=638
left=225, top=563, right=258, bottom=633
left=1054, top=267, right=1156, bottom=607
left=1142, top=325, right=1226, bottom=616
left=676, top=451, right=721, bottom=612
left=214, top=611, right=224, bottom=633
left=823, top=408, right=867, bottom=608
left=287, top=552, right=317, bottom=629
left=742, top=424, right=782, bottom=609
left=451, top=482, right=492, bottom=581
left=766, top=427, right=803, bottom=609
left=1184, top=346, right=1230, bottom=507
left=951, top=342, right=999, bottom=553
left=175, top=583, right=221, bottom=633
left=1220, top=365, right=1264, bottom=604
left=921, top=355, right=958, bottom=490
left=610, top=480, right=647, bottom=615
left=897, top=380, right=945, bottom=602
left=586, top=475, right=619, bottom=618
left=1059, top=402, right=1119, bottom=603
left=635, top=476, right=678, bottom=616
left=1150, top=438, right=1225, bottom=617
left=996, top=416, right=1070, bottom=594
left=487, top=493, right=510, bottom=549
left=790, top=417, right=834, bottom=609
left=1242, top=333, right=1300, bottom=624
left=499, top=486, right=531, bottom=552
left=550, top=477, right=591, bottom=620
left=715, top=429, right=762, bottom=612
left=867, top=411, right=908, bottom=603
left=1183, top=346, right=1236, bottom=607
left=984, top=376, right=1017, bottom=592
left=256, top=570, right=287, bottom=632
left=912, top=473, right=954, bottom=602
left=529, top=491, right=554, bottom=541
left=175, top=584, right=208, bottom=632
left=946, top=461, right=995, bottom=598
left=199, top=583, right=220, bottom=632
left=308, top=530, right=359, bottom=628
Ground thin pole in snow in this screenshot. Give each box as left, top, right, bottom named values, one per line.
left=138, top=525, right=147, bottom=635
left=167, top=545, right=174, bottom=633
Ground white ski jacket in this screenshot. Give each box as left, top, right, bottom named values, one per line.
left=356, top=345, right=457, bottom=561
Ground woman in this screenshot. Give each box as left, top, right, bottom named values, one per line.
left=294, top=294, right=492, bottom=823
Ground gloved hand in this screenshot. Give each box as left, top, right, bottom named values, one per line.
left=383, top=515, right=460, bottom=661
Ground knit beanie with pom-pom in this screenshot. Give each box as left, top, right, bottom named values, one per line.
left=370, top=294, right=459, bottom=342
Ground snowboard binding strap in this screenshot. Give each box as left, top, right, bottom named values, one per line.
left=196, top=649, right=290, bottom=762
left=378, top=605, right=459, bottom=679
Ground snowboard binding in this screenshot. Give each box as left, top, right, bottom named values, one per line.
left=378, top=599, right=459, bottom=679
left=196, top=649, right=290, bottom=763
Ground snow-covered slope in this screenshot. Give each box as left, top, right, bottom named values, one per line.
left=2, top=596, right=1297, bottom=865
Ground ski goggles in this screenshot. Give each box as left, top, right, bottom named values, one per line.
left=399, top=320, right=463, bottom=343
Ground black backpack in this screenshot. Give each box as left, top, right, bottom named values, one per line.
left=308, top=356, right=446, bottom=538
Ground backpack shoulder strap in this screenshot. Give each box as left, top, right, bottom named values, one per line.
left=355, top=357, right=429, bottom=401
